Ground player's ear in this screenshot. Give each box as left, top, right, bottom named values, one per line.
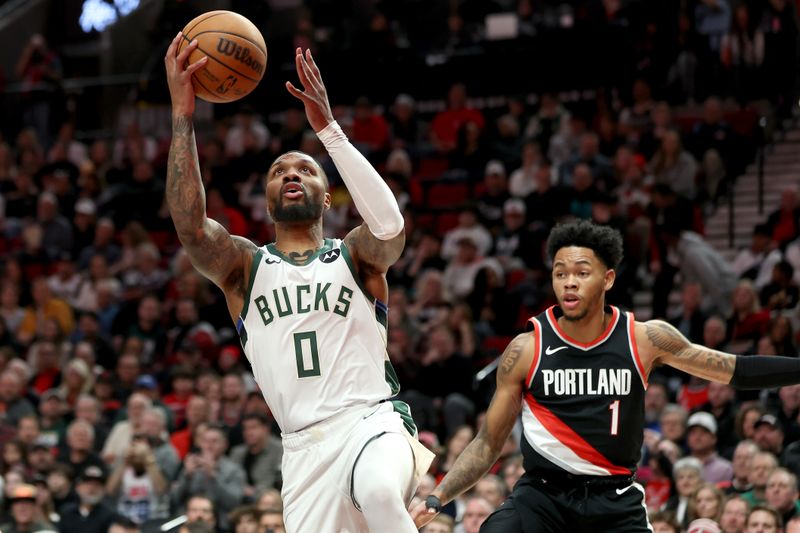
left=323, top=192, right=332, bottom=210
left=604, top=268, right=616, bottom=291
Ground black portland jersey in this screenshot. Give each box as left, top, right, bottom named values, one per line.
left=521, top=305, right=647, bottom=477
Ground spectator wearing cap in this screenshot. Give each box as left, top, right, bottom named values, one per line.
left=687, top=411, right=734, bottom=484
left=171, top=424, right=246, bottom=531
left=441, top=207, right=493, bottom=261
left=28, top=438, right=54, bottom=477
left=132, top=373, right=175, bottom=431
left=733, top=224, right=783, bottom=291
left=0, top=483, right=53, bottom=533
left=743, top=451, right=779, bottom=506
left=754, top=414, right=785, bottom=457
left=102, top=392, right=151, bottom=464
left=71, top=198, right=96, bottom=254
left=765, top=468, right=800, bottom=526
left=492, top=198, right=544, bottom=272
left=57, top=419, right=104, bottom=477
left=17, top=277, right=75, bottom=346
left=59, top=465, right=118, bottom=533
left=388, top=93, right=427, bottom=153
left=77, top=217, right=121, bottom=271
left=475, top=160, right=511, bottom=233
left=229, top=413, right=283, bottom=499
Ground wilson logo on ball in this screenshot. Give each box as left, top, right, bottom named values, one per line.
left=216, top=38, right=264, bottom=75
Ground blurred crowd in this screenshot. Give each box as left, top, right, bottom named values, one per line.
left=0, top=0, right=799, bottom=532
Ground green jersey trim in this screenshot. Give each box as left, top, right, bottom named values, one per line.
left=390, top=400, right=417, bottom=436
left=339, top=241, right=376, bottom=304
left=240, top=248, right=264, bottom=322
left=266, top=238, right=334, bottom=266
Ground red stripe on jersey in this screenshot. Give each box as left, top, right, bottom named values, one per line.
left=627, top=313, right=648, bottom=388
left=526, top=320, right=541, bottom=388
left=523, top=391, right=632, bottom=476
left=546, top=306, right=619, bottom=349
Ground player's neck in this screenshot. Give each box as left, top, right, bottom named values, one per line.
left=274, top=221, right=324, bottom=256
left=557, top=305, right=609, bottom=344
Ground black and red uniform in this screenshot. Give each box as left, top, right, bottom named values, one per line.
left=481, top=305, right=653, bottom=533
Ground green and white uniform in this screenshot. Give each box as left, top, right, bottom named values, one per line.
left=237, top=238, right=409, bottom=434
left=237, top=238, right=423, bottom=532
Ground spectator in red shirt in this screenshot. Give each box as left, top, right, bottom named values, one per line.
left=351, top=96, right=390, bottom=159
left=431, top=83, right=485, bottom=153
left=163, top=366, right=195, bottom=430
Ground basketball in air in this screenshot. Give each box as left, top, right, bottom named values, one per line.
left=178, top=10, right=267, bottom=103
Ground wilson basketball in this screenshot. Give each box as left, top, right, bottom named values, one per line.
left=178, top=11, right=267, bottom=103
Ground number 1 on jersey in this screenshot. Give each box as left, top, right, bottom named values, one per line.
left=294, top=331, right=321, bottom=378
left=609, top=400, right=620, bottom=436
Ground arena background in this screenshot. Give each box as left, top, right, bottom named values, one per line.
left=0, top=0, right=800, bottom=532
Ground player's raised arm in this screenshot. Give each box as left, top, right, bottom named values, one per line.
left=286, top=48, right=405, bottom=274
left=410, top=333, right=533, bottom=529
left=164, top=32, right=255, bottom=302
left=638, top=319, right=800, bottom=389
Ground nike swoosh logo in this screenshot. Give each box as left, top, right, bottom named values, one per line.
left=545, top=345, right=568, bottom=355
left=615, top=485, right=634, bottom=495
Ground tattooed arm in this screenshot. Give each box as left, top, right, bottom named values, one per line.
left=410, top=333, right=533, bottom=528
left=637, top=320, right=736, bottom=382
left=639, top=319, right=800, bottom=388
left=164, top=33, right=255, bottom=316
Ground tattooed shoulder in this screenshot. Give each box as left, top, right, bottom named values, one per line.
left=644, top=320, right=689, bottom=356
left=499, top=334, right=530, bottom=378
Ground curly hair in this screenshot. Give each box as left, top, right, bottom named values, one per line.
left=546, top=220, right=624, bottom=269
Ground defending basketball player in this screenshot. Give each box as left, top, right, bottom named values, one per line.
left=165, top=34, right=431, bottom=532
left=411, top=220, right=800, bottom=532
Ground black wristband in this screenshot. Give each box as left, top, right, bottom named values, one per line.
left=425, top=495, right=442, bottom=513
left=730, top=355, right=800, bottom=389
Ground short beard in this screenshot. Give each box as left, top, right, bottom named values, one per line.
left=272, top=193, right=323, bottom=223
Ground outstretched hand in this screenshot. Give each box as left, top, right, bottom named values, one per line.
left=164, top=31, right=208, bottom=116
left=409, top=499, right=438, bottom=529
left=286, top=47, right=335, bottom=133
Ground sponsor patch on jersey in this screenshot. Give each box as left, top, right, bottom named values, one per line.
left=264, top=256, right=281, bottom=265
left=319, top=248, right=341, bottom=264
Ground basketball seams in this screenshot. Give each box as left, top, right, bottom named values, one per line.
left=190, top=30, right=266, bottom=57
left=182, top=11, right=228, bottom=40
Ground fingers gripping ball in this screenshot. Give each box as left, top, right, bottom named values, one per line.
left=178, top=11, right=267, bottom=103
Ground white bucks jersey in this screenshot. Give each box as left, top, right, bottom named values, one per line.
left=237, top=238, right=401, bottom=434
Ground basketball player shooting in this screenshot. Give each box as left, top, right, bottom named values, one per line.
left=165, top=34, right=431, bottom=532
left=412, top=220, right=800, bottom=532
